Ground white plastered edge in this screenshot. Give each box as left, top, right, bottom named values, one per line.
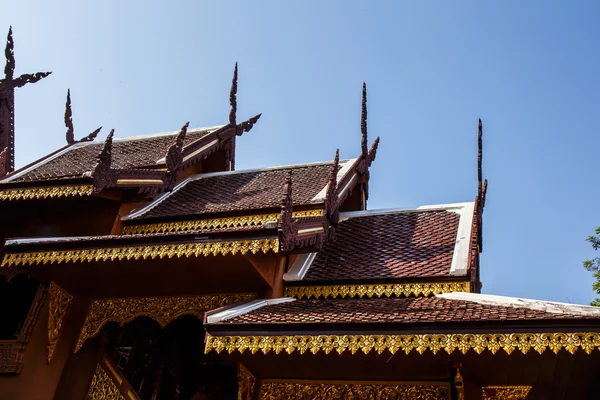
left=283, top=252, right=317, bottom=281
left=205, top=297, right=296, bottom=324
left=438, top=292, right=600, bottom=317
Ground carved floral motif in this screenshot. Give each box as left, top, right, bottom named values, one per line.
left=259, top=381, right=450, bottom=400
left=285, top=281, right=471, bottom=300
left=482, top=386, right=531, bottom=400
left=47, top=282, right=73, bottom=363
left=87, top=364, right=125, bottom=400
left=76, top=293, right=255, bottom=352
left=206, top=332, right=600, bottom=356
left=1, top=238, right=279, bottom=267
left=0, top=184, right=94, bottom=201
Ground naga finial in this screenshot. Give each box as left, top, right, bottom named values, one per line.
left=80, top=127, right=102, bottom=142
left=65, top=89, right=74, bottom=144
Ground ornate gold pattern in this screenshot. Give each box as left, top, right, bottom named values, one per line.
left=1, top=238, right=279, bottom=267
left=87, top=364, right=125, bottom=400
left=47, top=282, right=73, bottom=363
left=238, top=363, right=256, bottom=400
left=482, top=386, right=532, bottom=399
left=259, top=381, right=450, bottom=400
left=0, top=184, right=94, bottom=201
left=123, top=210, right=324, bottom=235
left=285, top=281, right=471, bottom=299
left=76, top=293, right=254, bottom=352
left=205, top=332, right=600, bottom=356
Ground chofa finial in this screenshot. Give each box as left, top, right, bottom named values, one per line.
left=229, top=62, right=238, bottom=127
left=361, top=82, right=368, bottom=158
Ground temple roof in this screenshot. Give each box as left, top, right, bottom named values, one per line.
left=0, top=126, right=222, bottom=185
left=206, top=293, right=600, bottom=327
left=285, top=203, right=475, bottom=283
left=124, top=159, right=355, bottom=221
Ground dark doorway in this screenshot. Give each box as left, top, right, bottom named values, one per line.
left=107, top=315, right=238, bottom=400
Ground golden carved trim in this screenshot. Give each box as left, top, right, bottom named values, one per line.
left=115, top=179, right=164, bottom=185
left=1, top=238, right=279, bottom=267
left=238, top=363, right=256, bottom=400
left=87, top=363, right=125, bottom=400
left=76, top=293, right=255, bottom=353
left=205, top=332, right=600, bottom=356
left=123, top=210, right=324, bottom=235
left=47, top=282, right=73, bottom=363
left=482, top=386, right=532, bottom=399
left=258, top=380, right=450, bottom=400
left=285, top=281, right=471, bottom=299
left=0, top=184, right=94, bottom=201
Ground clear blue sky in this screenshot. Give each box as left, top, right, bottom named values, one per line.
left=3, top=1, right=600, bottom=305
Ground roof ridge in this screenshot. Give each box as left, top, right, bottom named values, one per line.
left=110, top=125, right=224, bottom=143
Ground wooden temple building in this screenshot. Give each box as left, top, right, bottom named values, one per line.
left=1, top=27, right=600, bottom=400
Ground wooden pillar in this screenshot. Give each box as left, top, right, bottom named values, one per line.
left=272, top=255, right=287, bottom=298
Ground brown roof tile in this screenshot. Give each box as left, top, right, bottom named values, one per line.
left=216, top=297, right=594, bottom=325
left=5, top=128, right=216, bottom=183
left=130, top=161, right=342, bottom=220
left=302, top=210, right=461, bottom=282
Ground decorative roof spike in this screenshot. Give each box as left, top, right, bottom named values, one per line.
left=65, top=89, right=74, bottom=144
left=325, top=149, right=340, bottom=221
left=368, top=136, right=380, bottom=165
left=165, top=122, right=189, bottom=189
left=238, top=113, right=261, bottom=135
left=229, top=62, right=238, bottom=127
left=80, top=126, right=102, bottom=143
left=478, top=118, right=483, bottom=199
left=361, top=82, right=368, bottom=158
left=0, top=147, right=7, bottom=177
left=4, top=26, right=14, bottom=80
left=98, top=129, right=114, bottom=168
left=278, top=171, right=298, bottom=252
left=92, top=129, right=114, bottom=193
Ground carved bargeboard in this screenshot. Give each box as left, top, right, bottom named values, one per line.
left=258, top=380, right=450, bottom=400
left=76, top=293, right=255, bottom=352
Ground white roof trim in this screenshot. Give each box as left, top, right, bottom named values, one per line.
left=449, top=202, right=474, bottom=276
left=206, top=298, right=296, bottom=324
left=283, top=253, right=317, bottom=281
left=311, top=158, right=357, bottom=203
left=0, top=125, right=224, bottom=184
left=123, top=159, right=350, bottom=221
left=438, top=292, right=600, bottom=317
left=339, top=201, right=475, bottom=222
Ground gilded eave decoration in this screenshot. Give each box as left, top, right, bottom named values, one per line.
left=47, top=282, right=73, bottom=363
left=1, top=238, right=279, bottom=267
left=258, top=381, right=450, bottom=400
left=205, top=332, right=600, bottom=356
left=238, top=363, right=256, bottom=400
left=285, top=281, right=471, bottom=300
left=76, top=293, right=255, bottom=352
left=123, top=210, right=324, bottom=235
left=482, top=386, right=532, bottom=400
left=87, top=363, right=125, bottom=400
left=0, top=184, right=94, bottom=201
